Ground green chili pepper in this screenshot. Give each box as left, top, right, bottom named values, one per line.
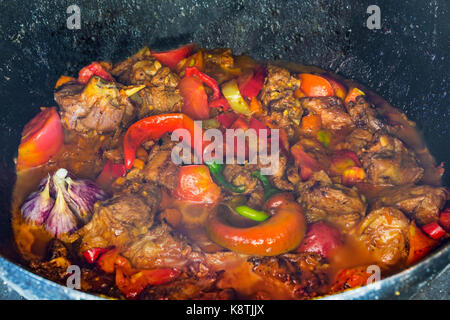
left=235, top=206, right=270, bottom=222
left=207, top=161, right=245, bottom=193
left=317, top=130, right=331, bottom=148
left=251, top=170, right=280, bottom=200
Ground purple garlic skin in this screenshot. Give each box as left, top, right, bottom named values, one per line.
left=65, top=177, right=108, bottom=223
left=44, top=169, right=77, bottom=238
left=21, top=175, right=54, bottom=226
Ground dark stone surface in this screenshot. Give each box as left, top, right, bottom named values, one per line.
left=0, top=0, right=448, bottom=299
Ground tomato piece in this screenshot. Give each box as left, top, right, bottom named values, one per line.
left=296, top=222, right=342, bottom=258
left=323, top=76, right=347, bottom=100
left=407, top=221, right=438, bottom=266
left=96, top=160, right=127, bottom=188
left=291, top=143, right=322, bottom=180
left=179, top=76, right=210, bottom=120
left=151, top=44, right=194, bottom=69
left=301, top=114, right=322, bottom=135
left=78, top=62, right=114, bottom=84
left=439, top=208, right=450, bottom=231
left=17, top=107, right=64, bottom=170
left=217, top=112, right=238, bottom=128
left=345, top=87, right=365, bottom=104
left=83, top=247, right=109, bottom=264
left=329, top=150, right=361, bottom=176
left=174, top=165, right=221, bottom=205
left=238, top=66, right=266, bottom=99
left=96, top=248, right=120, bottom=273
left=298, top=73, right=334, bottom=97
left=342, top=167, right=366, bottom=186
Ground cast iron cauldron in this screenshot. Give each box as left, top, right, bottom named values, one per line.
left=0, top=0, right=448, bottom=299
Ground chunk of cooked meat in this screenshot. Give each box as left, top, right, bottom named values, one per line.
left=55, top=77, right=136, bottom=133
left=373, top=184, right=448, bottom=225
left=79, top=183, right=161, bottom=252
left=222, top=163, right=259, bottom=195
left=360, top=133, right=424, bottom=185
left=203, top=48, right=235, bottom=70
left=300, top=96, right=353, bottom=131
left=260, top=64, right=303, bottom=132
left=357, top=207, right=410, bottom=269
left=248, top=253, right=330, bottom=299
left=345, top=95, right=384, bottom=132
left=334, top=128, right=373, bottom=155
left=267, top=153, right=295, bottom=192
left=296, top=171, right=367, bottom=231
left=143, top=143, right=181, bottom=191
left=121, top=222, right=201, bottom=270
left=111, top=47, right=183, bottom=118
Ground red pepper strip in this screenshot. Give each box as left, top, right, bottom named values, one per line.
left=151, top=43, right=194, bottom=69
left=96, top=160, right=127, bottom=188
left=78, top=62, right=114, bottom=84
left=209, top=97, right=230, bottom=111
left=238, top=66, right=266, bottom=99
left=83, top=247, right=109, bottom=264
left=206, top=197, right=306, bottom=256
left=407, top=221, right=438, bottom=265
left=184, top=67, right=221, bottom=100
left=123, top=113, right=207, bottom=170
left=422, top=222, right=446, bottom=240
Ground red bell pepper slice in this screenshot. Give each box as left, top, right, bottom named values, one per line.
left=17, top=107, right=64, bottom=171
left=184, top=67, right=221, bottom=100
left=422, top=222, right=446, bottom=240
left=96, top=160, right=127, bottom=188
left=238, top=66, right=266, bottom=99
left=407, top=221, right=438, bottom=265
left=179, top=75, right=210, bottom=120
left=173, top=165, right=221, bottom=204
left=151, top=44, right=194, bottom=69
left=217, top=112, right=238, bottom=128
left=83, top=247, right=109, bottom=264
left=78, top=62, right=114, bottom=84
left=123, top=113, right=207, bottom=170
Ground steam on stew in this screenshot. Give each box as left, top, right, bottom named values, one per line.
left=12, top=45, right=449, bottom=300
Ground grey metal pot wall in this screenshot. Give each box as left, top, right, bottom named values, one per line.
left=0, top=0, right=448, bottom=299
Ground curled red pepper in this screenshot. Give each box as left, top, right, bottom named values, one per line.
left=123, top=113, right=207, bottom=170
left=184, top=67, right=221, bottom=100
left=206, top=195, right=306, bottom=256
left=78, top=62, right=114, bottom=84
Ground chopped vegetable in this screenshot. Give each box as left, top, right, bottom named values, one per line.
left=96, top=160, right=127, bottom=188
left=342, top=167, right=366, bottom=186
left=301, top=114, right=322, bottom=135
left=298, top=73, right=334, bottom=97
left=83, top=247, right=109, bottom=264
left=206, top=198, right=306, bottom=256
left=345, top=87, right=365, bottom=104
left=221, top=79, right=252, bottom=115
left=179, top=75, right=209, bottom=120
left=407, top=221, right=438, bottom=265
left=323, top=76, right=347, bottom=100
left=123, top=113, right=207, bottom=170
left=151, top=43, right=194, bottom=69
left=238, top=66, right=266, bottom=99
left=184, top=67, right=221, bottom=100
left=249, top=97, right=263, bottom=115
left=251, top=170, right=280, bottom=200
left=207, top=161, right=245, bottom=193
left=439, top=208, right=450, bottom=231
left=78, top=62, right=114, bottom=84
left=316, top=130, right=331, bottom=148
left=217, top=111, right=238, bottom=128
left=209, top=97, right=230, bottom=111
left=291, top=143, right=322, bottom=181
left=235, top=206, right=270, bottom=222
left=422, top=222, right=446, bottom=240
left=17, top=107, right=64, bottom=170
left=20, top=175, right=54, bottom=226
left=329, top=150, right=362, bottom=176
left=296, top=222, right=342, bottom=258
left=176, top=51, right=204, bottom=73
left=174, top=165, right=221, bottom=204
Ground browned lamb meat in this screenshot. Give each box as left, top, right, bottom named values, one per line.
left=248, top=253, right=330, bottom=299
left=373, top=184, right=448, bottom=225
left=54, top=77, right=136, bottom=133
left=300, top=96, right=354, bottom=131
left=357, top=207, right=410, bottom=269
left=110, top=47, right=183, bottom=118
left=360, top=133, right=424, bottom=185
left=143, top=142, right=181, bottom=191
left=296, top=171, right=367, bottom=231
left=345, top=95, right=384, bottom=132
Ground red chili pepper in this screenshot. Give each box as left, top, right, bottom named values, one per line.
left=96, top=160, right=127, bottom=188
left=184, top=67, right=221, bottom=100
left=209, top=97, right=230, bottom=111
left=238, top=66, right=266, bottom=99
left=78, top=62, right=114, bottom=84
left=123, top=113, right=207, bottom=170
left=83, top=247, right=109, bottom=264
left=439, top=208, right=450, bottom=231
left=422, top=222, right=446, bottom=240
left=151, top=44, right=194, bottom=69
